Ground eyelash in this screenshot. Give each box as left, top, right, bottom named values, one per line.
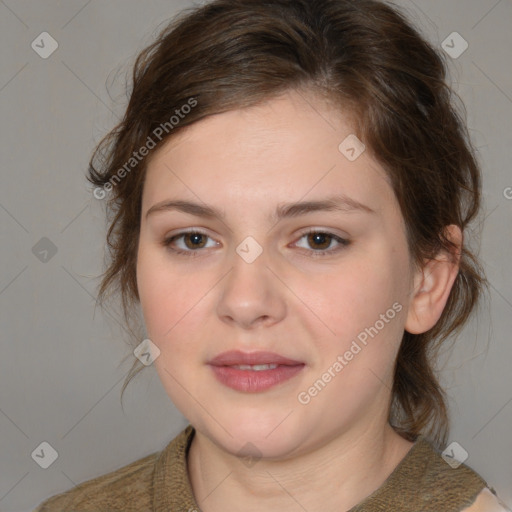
left=162, top=229, right=351, bottom=258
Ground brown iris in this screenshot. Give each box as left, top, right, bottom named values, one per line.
left=306, top=232, right=332, bottom=250
left=183, top=232, right=208, bottom=249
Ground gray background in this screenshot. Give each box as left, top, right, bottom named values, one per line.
left=0, top=1, right=511, bottom=510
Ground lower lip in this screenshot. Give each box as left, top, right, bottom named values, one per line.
left=209, top=364, right=305, bottom=392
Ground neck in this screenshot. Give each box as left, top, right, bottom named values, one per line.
left=187, top=419, right=414, bottom=512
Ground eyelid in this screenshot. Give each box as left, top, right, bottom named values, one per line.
left=295, top=227, right=350, bottom=241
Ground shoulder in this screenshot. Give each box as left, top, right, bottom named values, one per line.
left=393, top=436, right=486, bottom=492
left=462, top=488, right=511, bottom=512
left=358, top=435, right=492, bottom=510
left=396, top=437, right=508, bottom=512
left=33, top=450, right=160, bottom=512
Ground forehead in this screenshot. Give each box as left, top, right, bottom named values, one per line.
left=143, top=90, right=395, bottom=219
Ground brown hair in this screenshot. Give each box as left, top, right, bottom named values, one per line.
left=88, top=0, right=488, bottom=448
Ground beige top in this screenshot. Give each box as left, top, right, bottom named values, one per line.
left=34, top=424, right=490, bottom=511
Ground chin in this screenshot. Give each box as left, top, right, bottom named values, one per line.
left=202, top=413, right=308, bottom=460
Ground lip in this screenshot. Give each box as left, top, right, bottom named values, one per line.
left=208, top=350, right=305, bottom=392
left=208, top=350, right=304, bottom=366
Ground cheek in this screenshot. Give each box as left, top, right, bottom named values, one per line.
left=137, top=251, right=169, bottom=337
left=294, top=254, right=406, bottom=378
left=137, top=248, right=189, bottom=341
left=136, top=247, right=217, bottom=358
left=300, top=259, right=397, bottom=335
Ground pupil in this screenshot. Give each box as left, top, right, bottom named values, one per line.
left=309, top=233, right=330, bottom=249
left=186, top=233, right=205, bottom=248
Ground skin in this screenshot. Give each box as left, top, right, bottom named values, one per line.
left=466, top=489, right=511, bottom=512
left=136, top=89, right=464, bottom=511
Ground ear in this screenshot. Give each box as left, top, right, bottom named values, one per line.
left=405, top=225, right=462, bottom=335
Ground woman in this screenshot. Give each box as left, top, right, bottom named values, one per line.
left=35, top=0, right=508, bottom=510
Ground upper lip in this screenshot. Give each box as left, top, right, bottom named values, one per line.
left=208, top=350, right=304, bottom=366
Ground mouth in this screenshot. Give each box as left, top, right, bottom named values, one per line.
left=208, top=350, right=304, bottom=367
left=228, top=363, right=280, bottom=370
left=208, top=350, right=305, bottom=392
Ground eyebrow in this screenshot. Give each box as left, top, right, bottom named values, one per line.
left=145, top=194, right=376, bottom=222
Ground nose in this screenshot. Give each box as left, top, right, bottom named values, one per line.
left=216, top=244, right=287, bottom=330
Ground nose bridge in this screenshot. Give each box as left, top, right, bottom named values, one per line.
left=226, top=234, right=271, bottom=299
left=216, top=234, right=285, bottom=327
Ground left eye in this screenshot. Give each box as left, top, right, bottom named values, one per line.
left=293, top=230, right=350, bottom=256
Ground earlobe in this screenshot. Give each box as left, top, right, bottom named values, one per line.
left=405, top=225, right=462, bottom=335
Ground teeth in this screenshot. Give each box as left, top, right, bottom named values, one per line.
left=231, top=363, right=279, bottom=371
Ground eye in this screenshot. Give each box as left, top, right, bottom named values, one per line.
left=162, top=228, right=350, bottom=258
left=162, top=230, right=218, bottom=256
left=293, top=229, right=350, bottom=257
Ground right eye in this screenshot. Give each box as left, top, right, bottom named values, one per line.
left=162, top=230, right=219, bottom=257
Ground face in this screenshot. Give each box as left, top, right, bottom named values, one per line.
left=136, top=89, right=417, bottom=459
